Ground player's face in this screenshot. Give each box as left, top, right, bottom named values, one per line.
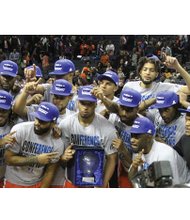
left=0, top=75, right=15, bottom=91
left=130, top=133, right=152, bottom=153
left=139, top=62, right=158, bottom=85
left=0, top=108, right=11, bottom=127
left=99, top=80, right=117, bottom=97
left=185, top=114, right=190, bottom=136
left=34, top=118, right=52, bottom=135
left=118, top=105, right=138, bottom=126
left=56, top=72, right=74, bottom=84
left=159, top=106, right=177, bottom=124
left=78, top=101, right=96, bottom=119
left=52, top=94, right=71, bottom=113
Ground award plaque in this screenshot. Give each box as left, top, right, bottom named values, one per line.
left=67, top=146, right=105, bottom=187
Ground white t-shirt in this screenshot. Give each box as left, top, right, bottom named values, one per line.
left=133, top=140, right=190, bottom=185
left=5, top=121, right=64, bottom=186
left=123, top=81, right=182, bottom=101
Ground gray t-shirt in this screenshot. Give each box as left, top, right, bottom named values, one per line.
left=123, top=81, right=182, bottom=101
left=5, top=121, right=64, bottom=186
left=59, top=113, right=118, bottom=155
left=148, top=110, right=186, bottom=147
left=0, top=123, right=13, bottom=180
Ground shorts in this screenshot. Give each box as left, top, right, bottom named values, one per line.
left=118, top=162, right=133, bottom=188
left=4, top=180, right=42, bottom=188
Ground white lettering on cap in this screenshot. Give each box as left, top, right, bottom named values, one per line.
left=81, top=89, right=91, bottom=96
left=104, top=73, right=113, bottom=78
left=38, top=107, right=48, bottom=115
left=157, top=100, right=165, bottom=104
left=55, top=84, right=66, bottom=92
left=69, top=68, right=73, bottom=71
left=122, top=94, right=133, bottom=102
left=55, top=67, right=63, bottom=71
left=3, top=63, right=13, bottom=72
left=147, top=129, right=152, bottom=134
left=132, top=124, right=140, bottom=128
left=0, top=99, right=6, bottom=103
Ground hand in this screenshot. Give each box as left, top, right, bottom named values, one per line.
left=24, top=64, right=37, bottom=82
left=162, top=52, right=180, bottom=70
left=131, top=149, right=144, bottom=169
left=26, top=94, right=44, bottom=105
left=91, top=87, right=105, bottom=101
left=99, top=109, right=110, bottom=119
left=23, top=78, right=42, bottom=95
left=61, top=144, right=75, bottom=162
left=112, top=137, right=124, bottom=151
left=0, top=131, right=17, bottom=146
left=52, top=125, right=62, bottom=139
left=37, top=152, right=60, bottom=165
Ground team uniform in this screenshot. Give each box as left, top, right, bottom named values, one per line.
left=0, top=123, right=13, bottom=187
left=133, top=140, right=190, bottom=185
left=148, top=109, right=186, bottom=147
left=26, top=104, right=74, bottom=187
left=5, top=121, right=64, bottom=187
left=123, top=81, right=182, bottom=101
left=59, top=112, right=118, bottom=187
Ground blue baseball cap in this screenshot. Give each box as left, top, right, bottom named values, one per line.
left=26, top=65, right=42, bottom=78
left=0, top=60, right=18, bottom=77
left=32, top=102, right=59, bottom=122
left=178, top=106, right=190, bottom=114
left=0, top=90, right=13, bottom=110
left=98, top=70, right=119, bottom=86
left=78, top=85, right=97, bottom=102
left=50, top=79, right=73, bottom=96
left=49, top=59, right=75, bottom=76
left=117, top=88, right=141, bottom=107
left=152, top=91, right=179, bottom=109
left=130, top=117, right=155, bottom=135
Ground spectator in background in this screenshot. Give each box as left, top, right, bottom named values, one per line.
left=9, top=49, right=20, bottom=64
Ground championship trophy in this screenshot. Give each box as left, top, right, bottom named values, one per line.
left=67, top=146, right=105, bottom=187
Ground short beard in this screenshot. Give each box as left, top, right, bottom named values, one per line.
left=34, top=126, right=51, bottom=135
left=140, top=75, right=155, bottom=85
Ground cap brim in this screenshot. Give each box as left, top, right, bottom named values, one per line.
left=50, top=91, right=71, bottom=96
left=0, top=104, right=11, bottom=110
left=31, top=112, right=52, bottom=122
left=97, top=75, right=117, bottom=85
left=49, top=71, right=72, bottom=76
left=151, top=103, right=173, bottom=109
left=178, top=108, right=190, bottom=113
left=0, top=72, right=16, bottom=77
left=117, top=100, right=138, bottom=107
left=78, top=97, right=97, bottom=102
